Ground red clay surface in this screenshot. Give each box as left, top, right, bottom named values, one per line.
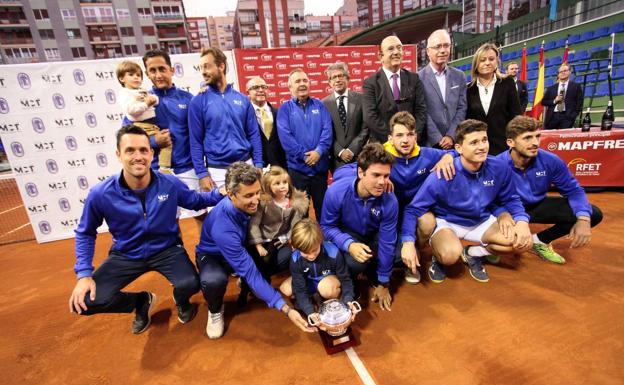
left=1, top=192, right=622, bottom=385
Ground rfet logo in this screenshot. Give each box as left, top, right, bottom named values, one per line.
left=38, top=221, right=52, bottom=235
left=243, top=64, right=255, bottom=71
left=568, top=158, right=602, bottom=175
left=352, top=68, right=362, bottom=75
left=0, top=98, right=8, bottom=114
left=65, top=136, right=78, bottom=151
left=306, top=61, right=317, bottom=69
left=363, top=59, right=373, bottom=66
left=32, top=117, right=45, bottom=133
left=85, top=112, right=97, bottom=128
left=104, top=89, right=116, bottom=104
left=276, top=63, right=287, bottom=70
left=96, top=153, right=108, bottom=167
left=17, top=72, right=31, bottom=89
left=322, top=52, right=333, bottom=59
left=52, top=93, right=65, bottom=109
left=77, top=176, right=89, bottom=190
left=173, top=63, right=184, bottom=77
left=46, top=159, right=59, bottom=174
left=350, top=51, right=361, bottom=58
left=73, top=69, right=86, bottom=85
left=11, top=142, right=25, bottom=157
left=261, top=54, right=272, bottom=61
left=263, top=72, right=275, bottom=80
left=25, top=182, right=38, bottom=197
left=292, top=52, right=304, bottom=60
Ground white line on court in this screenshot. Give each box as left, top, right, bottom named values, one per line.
left=0, top=222, right=30, bottom=238
left=345, top=347, right=377, bottom=385
left=0, top=204, right=24, bottom=216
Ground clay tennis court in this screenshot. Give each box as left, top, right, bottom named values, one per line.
left=0, top=190, right=622, bottom=385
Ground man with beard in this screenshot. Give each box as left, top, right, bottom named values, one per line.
left=69, top=125, right=226, bottom=334
left=320, top=143, right=398, bottom=311
left=277, top=68, right=333, bottom=217
left=189, top=47, right=263, bottom=191
left=506, top=62, right=528, bottom=113
left=362, top=35, right=427, bottom=144
left=246, top=76, right=286, bottom=169
left=401, top=120, right=532, bottom=283
left=195, top=162, right=315, bottom=339
left=496, top=116, right=602, bottom=264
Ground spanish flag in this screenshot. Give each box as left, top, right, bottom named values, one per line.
left=531, top=41, right=545, bottom=121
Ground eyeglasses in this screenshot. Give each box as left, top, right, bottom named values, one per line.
left=558, top=69, right=570, bottom=73
left=248, top=84, right=268, bottom=91
left=385, top=45, right=403, bottom=53
left=330, top=73, right=347, bottom=81
left=428, top=43, right=451, bottom=51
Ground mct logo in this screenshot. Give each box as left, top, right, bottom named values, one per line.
left=0, top=98, right=9, bottom=114
left=73, top=69, right=86, bottom=85
left=60, top=218, right=80, bottom=228
left=17, top=72, right=31, bottom=89
left=48, top=181, right=69, bottom=191
left=27, top=204, right=48, bottom=214
left=0, top=121, right=21, bottom=133
left=174, top=63, right=184, bottom=77
left=106, top=112, right=124, bottom=122
left=263, top=72, right=274, bottom=80
left=104, top=89, right=116, bottom=104
left=85, top=112, right=97, bottom=128
left=12, top=164, right=35, bottom=175
left=363, top=59, right=373, bottom=66
left=75, top=94, right=95, bottom=104
left=11, top=142, right=25, bottom=157
left=483, top=179, right=495, bottom=187
left=52, top=93, right=65, bottom=109
left=20, top=98, right=42, bottom=109
left=350, top=51, right=361, bottom=58
left=86, top=135, right=105, bottom=145
left=46, top=159, right=59, bottom=174
left=96, top=153, right=108, bottom=167
left=32, top=117, right=45, bottom=133
left=77, top=176, right=89, bottom=190
left=55, top=118, right=76, bottom=129
left=66, top=158, right=87, bottom=168
left=42, top=74, right=62, bottom=84
left=65, top=136, right=78, bottom=151
left=38, top=221, right=52, bottom=235
left=58, top=198, right=71, bottom=212
left=34, top=141, right=55, bottom=151
left=25, top=182, right=38, bottom=197
left=94, top=70, right=115, bottom=80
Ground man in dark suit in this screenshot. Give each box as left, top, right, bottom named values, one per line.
left=506, top=62, right=528, bottom=113
left=419, top=29, right=467, bottom=149
left=542, top=64, right=583, bottom=130
left=363, top=35, right=427, bottom=145
left=246, top=76, right=287, bottom=169
left=322, top=62, right=368, bottom=170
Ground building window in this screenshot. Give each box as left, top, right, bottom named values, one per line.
left=138, top=8, right=151, bottom=18
left=39, top=29, right=55, bottom=39
left=71, top=47, right=87, bottom=58
left=61, top=9, right=76, bottom=20
left=120, top=27, right=134, bottom=37
left=141, top=26, right=155, bottom=36
left=33, top=9, right=49, bottom=20
left=145, top=43, right=158, bottom=51
left=124, top=45, right=138, bottom=55
left=190, top=32, right=198, bottom=39
left=44, top=48, right=60, bottom=60
left=66, top=29, right=81, bottom=39
left=116, top=9, right=130, bottom=19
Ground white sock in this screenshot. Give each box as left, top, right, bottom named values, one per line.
left=467, top=246, right=489, bottom=257
left=533, top=234, right=544, bottom=244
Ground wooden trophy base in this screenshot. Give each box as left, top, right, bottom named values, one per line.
left=318, top=326, right=357, bottom=355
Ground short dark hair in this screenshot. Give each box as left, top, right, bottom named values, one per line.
left=201, top=47, right=228, bottom=73
left=225, top=162, right=260, bottom=195
left=455, top=119, right=488, bottom=144
left=116, top=124, right=150, bottom=150
left=357, top=143, right=395, bottom=172
left=506, top=115, right=542, bottom=139
left=389, top=111, right=416, bottom=133
left=142, top=49, right=171, bottom=68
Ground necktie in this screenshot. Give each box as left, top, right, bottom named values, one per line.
left=338, top=95, right=347, bottom=130
left=557, top=85, right=566, bottom=112
left=391, top=73, right=400, bottom=102
left=258, top=108, right=272, bottom=139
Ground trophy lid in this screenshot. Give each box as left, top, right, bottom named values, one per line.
left=318, top=299, right=351, bottom=325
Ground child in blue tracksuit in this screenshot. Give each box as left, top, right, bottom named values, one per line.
left=280, top=219, right=357, bottom=325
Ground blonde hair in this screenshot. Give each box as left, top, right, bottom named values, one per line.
left=291, top=219, right=324, bottom=253
left=261, top=165, right=294, bottom=199
left=470, top=43, right=505, bottom=86
left=115, top=60, right=143, bottom=87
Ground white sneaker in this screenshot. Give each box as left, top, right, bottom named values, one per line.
left=206, top=305, right=224, bottom=339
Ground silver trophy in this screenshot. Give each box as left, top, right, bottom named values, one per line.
left=308, top=299, right=361, bottom=337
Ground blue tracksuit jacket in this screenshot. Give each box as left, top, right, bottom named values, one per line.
left=276, top=97, right=333, bottom=176
left=74, top=171, right=224, bottom=279
left=320, top=177, right=398, bottom=284
left=188, top=84, right=263, bottom=179
left=401, top=156, right=529, bottom=242
left=496, top=149, right=592, bottom=217
left=196, top=198, right=285, bottom=311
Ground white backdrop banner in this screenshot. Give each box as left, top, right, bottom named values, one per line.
left=0, top=51, right=237, bottom=243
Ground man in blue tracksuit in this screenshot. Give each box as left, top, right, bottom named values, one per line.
left=321, top=143, right=398, bottom=311
left=401, top=120, right=533, bottom=283
left=68, top=125, right=225, bottom=334
left=189, top=47, right=263, bottom=192
left=277, top=68, right=333, bottom=217
left=196, top=162, right=315, bottom=339
left=498, top=116, right=602, bottom=264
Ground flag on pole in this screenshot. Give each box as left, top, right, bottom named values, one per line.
left=562, top=39, right=569, bottom=64
left=549, top=0, right=558, bottom=21
left=520, top=43, right=527, bottom=82
left=532, top=41, right=546, bottom=121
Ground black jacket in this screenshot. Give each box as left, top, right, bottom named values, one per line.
left=254, top=102, right=287, bottom=169
left=516, top=79, right=529, bottom=113
left=542, top=81, right=583, bottom=130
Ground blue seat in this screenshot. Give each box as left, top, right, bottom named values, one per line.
left=528, top=61, right=539, bottom=70
left=509, top=50, right=518, bottom=59
left=545, top=78, right=554, bottom=87
left=551, top=56, right=563, bottom=66
left=614, top=53, right=624, bottom=65
left=614, top=67, right=624, bottom=80
left=580, top=31, right=595, bottom=42
left=528, top=91, right=535, bottom=104
left=595, top=83, right=610, bottom=97
left=609, top=22, right=624, bottom=34
left=546, top=67, right=558, bottom=76
left=528, top=80, right=537, bottom=89
left=569, top=34, right=581, bottom=44
left=568, top=52, right=576, bottom=62
left=528, top=70, right=538, bottom=80
left=594, top=27, right=610, bottom=39
left=586, top=73, right=598, bottom=82
left=502, top=52, right=510, bottom=61
left=545, top=41, right=556, bottom=51
left=583, top=85, right=594, bottom=97
left=614, top=81, right=624, bottom=96
left=527, top=46, right=538, bottom=55
left=555, top=38, right=567, bottom=48
left=598, top=72, right=609, bottom=82
left=615, top=43, right=624, bottom=53
left=466, top=75, right=472, bottom=82
left=545, top=57, right=552, bottom=67
left=575, top=50, right=589, bottom=61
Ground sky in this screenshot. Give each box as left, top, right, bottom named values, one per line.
left=182, top=0, right=342, bottom=17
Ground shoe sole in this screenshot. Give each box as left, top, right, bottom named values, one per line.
left=428, top=269, right=445, bottom=284
left=535, top=253, right=566, bottom=264
left=404, top=273, right=421, bottom=285
left=134, top=293, right=157, bottom=334
left=461, top=249, right=489, bottom=283
left=172, top=294, right=198, bottom=324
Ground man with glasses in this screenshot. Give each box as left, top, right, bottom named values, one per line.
left=322, top=62, right=368, bottom=169
left=363, top=35, right=427, bottom=144
left=542, top=64, right=583, bottom=130
left=419, top=29, right=467, bottom=149
left=246, top=76, right=286, bottom=169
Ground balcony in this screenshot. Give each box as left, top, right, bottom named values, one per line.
left=0, top=37, right=34, bottom=45
left=83, top=16, right=116, bottom=25
left=0, top=18, right=28, bottom=27
left=153, top=13, right=184, bottom=23
left=0, top=0, right=23, bottom=6
left=79, top=0, right=113, bottom=3
left=90, top=35, right=120, bottom=44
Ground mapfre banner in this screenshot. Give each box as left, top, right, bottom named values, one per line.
left=233, top=45, right=417, bottom=106
left=0, top=51, right=235, bottom=243
left=539, top=129, right=624, bottom=186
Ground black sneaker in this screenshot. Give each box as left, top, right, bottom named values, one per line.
left=132, top=292, right=156, bottom=334
left=173, top=294, right=198, bottom=324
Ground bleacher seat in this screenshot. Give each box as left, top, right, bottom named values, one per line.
left=555, top=38, right=567, bottom=48
left=528, top=91, right=534, bottom=104
left=545, top=41, right=556, bottom=51
left=509, top=50, right=518, bottom=59
left=585, top=73, right=598, bottom=83
left=551, top=56, right=563, bottom=66
left=528, top=70, right=538, bottom=80
left=614, top=53, right=624, bottom=65
left=528, top=61, right=539, bottom=70
left=614, top=67, right=624, bottom=80
left=609, top=22, right=624, bottom=34
left=615, top=43, right=624, bottom=53
left=502, top=52, right=510, bottom=61
left=598, top=72, right=609, bottom=82
left=466, top=75, right=472, bottom=82
left=575, top=50, right=589, bottom=61
left=568, top=53, right=576, bottom=62
left=546, top=67, right=558, bottom=77
left=584, top=85, right=595, bottom=97
left=594, top=27, right=610, bottom=39
left=595, top=83, right=610, bottom=97
left=545, top=58, right=551, bottom=67
left=569, top=34, right=581, bottom=44
left=614, top=82, right=624, bottom=95
left=527, top=45, right=538, bottom=55
left=580, top=31, right=595, bottom=42
left=545, top=78, right=554, bottom=87
left=528, top=80, right=537, bottom=89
